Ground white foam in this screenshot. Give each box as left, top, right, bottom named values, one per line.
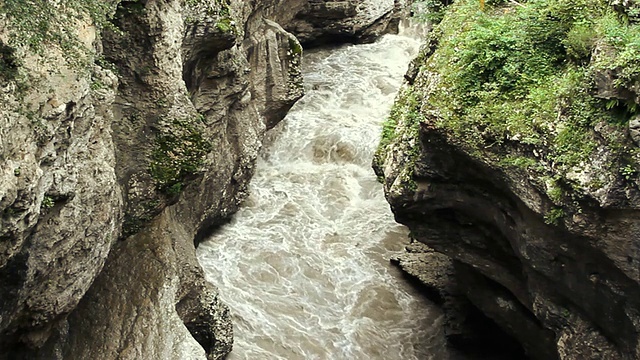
left=197, top=32, right=450, bottom=360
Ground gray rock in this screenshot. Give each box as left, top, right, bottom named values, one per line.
left=0, top=0, right=407, bottom=358
left=629, top=115, right=640, bottom=145
left=0, top=32, right=122, bottom=353
left=287, top=0, right=405, bottom=45
left=375, top=37, right=640, bottom=360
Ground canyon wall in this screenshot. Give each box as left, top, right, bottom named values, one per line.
left=375, top=1, right=640, bottom=359
left=0, top=0, right=404, bottom=358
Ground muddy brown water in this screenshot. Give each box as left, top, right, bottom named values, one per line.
left=197, top=28, right=459, bottom=360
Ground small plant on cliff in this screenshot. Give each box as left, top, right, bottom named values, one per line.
left=288, top=38, right=303, bottom=56
left=377, top=87, right=423, bottom=155
left=621, top=163, right=637, bottom=181
left=41, top=196, right=55, bottom=210
left=544, top=207, right=565, bottom=225
left=215, top=17, right=234, bottom=33
left=375, top=87, right=424, bottom=187
left=149, top=117, right=212, bottom=196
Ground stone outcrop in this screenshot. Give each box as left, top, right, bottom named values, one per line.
left=0, top=0, right=404, bottom=358
left=286, top=0, right=405, bottom=46
left=0, top=15, right=124, bottom=354
left=375, top=10, right=640, bottom=360
left=392, top=241, right=527, bottom=359
left=378, top=117, right=640, bottom=358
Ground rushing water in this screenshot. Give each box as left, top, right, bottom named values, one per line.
left=197, top=30, right=450, bottom=359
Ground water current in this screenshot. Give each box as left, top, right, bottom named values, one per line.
left=197, top=29, right=451, bottom=359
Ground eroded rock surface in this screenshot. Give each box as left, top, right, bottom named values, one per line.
left=392, top=241, right=526, bottom=359
left=375, top=2, right=640, bottom=360
left=287, top=0, right=405, bottom=46
left=379, top=105, right=640, bottom=360
left=0, top=19, right=123, bottom=352
left=0, top=0, right=404, bottom=358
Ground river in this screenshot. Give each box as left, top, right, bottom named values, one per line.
left=196, top=29, right=451, bottom=359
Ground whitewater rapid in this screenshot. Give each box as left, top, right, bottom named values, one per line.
left=197, top=30, right=450, bottom=359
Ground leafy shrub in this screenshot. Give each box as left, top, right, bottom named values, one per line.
left=419, top=0, right=637, bottom=175
left=564, top=21, right=598, bottom=61
left=412, top=0, right=454, bottom=24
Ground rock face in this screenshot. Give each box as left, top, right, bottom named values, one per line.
left=380, top=121, right=640, bottom=358
left=0, top=0, right=403, bottom=359
left=0, top=13, right=124, bottom=354
left=391, top=241, right=527, bottom=359
left=375, top=2, right=640, bottom=360
left=286, top=0, right=405, bottom=46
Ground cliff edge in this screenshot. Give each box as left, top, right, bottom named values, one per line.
left=0, top=0, right=403, bottom=358
left=375, top=1, right=640, bottom=359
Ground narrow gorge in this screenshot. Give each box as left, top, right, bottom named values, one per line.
left=196, top=30, right=453, bottom=359
left=1, top=0, right=640, bottom=359
left=0, top=0, right=407, bottom=358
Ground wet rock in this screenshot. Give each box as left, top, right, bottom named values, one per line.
left=287, top=0, right=405, bottom=46
left=375, top=27, right=640, bottom=360
left=0, top=0, right=409, bottom=358
left=391, top=241, right=454, bottom=306
left=392, top=241, right=527, bottom=359
left=376, top=114, right=640, bottom=359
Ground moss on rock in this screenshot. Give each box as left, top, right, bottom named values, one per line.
left=149, top=116, right=212, bottom=196
left=380, top=0, right=640, bottom=218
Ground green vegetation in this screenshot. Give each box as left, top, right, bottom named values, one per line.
left=122, top=199, right=160, bottom=236
left=407, top=0, right=640, bottom=175
left=544, top=207, right=565, bottom=225
left=41, top=196, right=55, bottom=209
left=594, top=11, right=640, bottom=111
left=185, top=0, right=235, bottom=33
left=374, top=87, right=425, bottom=187
left=215, top=17, right=232, bottom=32
left=621, top=163, right=637, bottom=180
left=149, top=117, right=212, bottom=196
left=185, top=0, right=230, bottom=8
left=377, top=87, right=424, bottom=155
left=499, top=155, right=539, bottom=170
left=214, top=1, right=234, bottom=34
left=288, top=38, right=303, bottom=56
left=378, top=0, right=640, bottom=223
left=423, top=0, right=639, bottom=168
left=0, top=0, right=118, bottom=62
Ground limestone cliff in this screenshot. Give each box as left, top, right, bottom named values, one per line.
left=375, top=1, right=640, bottom=359
left=0, top=0, right=403, bottom=359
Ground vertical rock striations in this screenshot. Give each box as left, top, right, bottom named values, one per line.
left=375, top=1, right=640, bottom=359
left=0, top=0, right=404, bottom=359
left=0, top=6, right=123, bottom=352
